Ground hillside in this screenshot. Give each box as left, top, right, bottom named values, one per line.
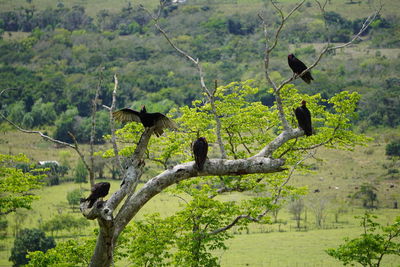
left=0, top=0, right=399, bottom=145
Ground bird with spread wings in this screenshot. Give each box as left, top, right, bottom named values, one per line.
left=113, top=105, right=177, bottom=137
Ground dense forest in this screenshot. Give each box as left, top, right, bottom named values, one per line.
left=0, top=0, right=399, bottom=144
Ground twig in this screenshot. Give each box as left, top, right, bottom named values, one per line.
left=211, top=150, right=315, bottom=234
left=276, top=5, right=381, bottom=92
left=109, top=74, right=124, bottom=174
left=68, top=131, right=93, bottom=178
left=89, top=68, right=103, bottom=186
left=0, top=113, right=74, bottom=148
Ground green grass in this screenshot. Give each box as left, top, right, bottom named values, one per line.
left=220, top=226, right=400, bottom=267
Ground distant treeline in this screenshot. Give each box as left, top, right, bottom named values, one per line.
left=0, top=2, right=399, bottom=143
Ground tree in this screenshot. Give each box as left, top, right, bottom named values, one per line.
left=288, top=198, right=305, bottom=229
left=353, top=184, right=378, bottom=208
left=308, top=196, right=328, bottom=228
left=74, top=159, right=88, bottom=183
left=67, top=188, right=85, bottom=209
left=0, top=153, right=43, bottom=215
left=386, top=139, right=400, bottom=157
left=53, top=107, right=79, bottom=143
left=326, top=212, right=400, bottom=267
left=9, top=228, right=55, bottom=266
left=41, top=214, right=89, bottom=236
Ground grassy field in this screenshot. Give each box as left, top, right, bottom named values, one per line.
left=1, top=127, right=400, bottom=266
left=0, top=181, right=398, bottom=266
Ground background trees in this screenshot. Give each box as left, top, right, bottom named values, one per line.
left=0, top=154, right=43, bottom=215
left=0, top=1, right=398, bottom=133
left=9, top=228, right=55, bottom=267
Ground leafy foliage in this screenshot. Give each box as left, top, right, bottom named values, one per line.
left=9, top=228, right=55, bottom=267
left=0, top=153, right=43, bottom=215
left=326, top=212, right=400, bottom=267
left=386, top=139, right=400, bottom=157
left=66, top=188, right=85, bottom=209
left=108, top=80, right=367, bottom=266
left=74, top=159, right=88, bottom=183
left=41, top=214, right=90, bottom=236
left=26, top=236, right=96, bottom=267
left=352, top=184, right=378, bottom=208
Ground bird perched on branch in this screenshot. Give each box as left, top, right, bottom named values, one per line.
left=192, top=137, right=208, bottom=171
left=113, top=105, right=177, bottom=137
left=294, top=100, right=313, bottom=136
left=81, top=182, right=111, bottom=208
left=288, top=54, right=314, bottom=84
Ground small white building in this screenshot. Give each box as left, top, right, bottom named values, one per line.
left=38, top=160, right=60, bottom=166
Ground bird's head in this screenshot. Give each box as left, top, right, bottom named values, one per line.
left=288, top=54, right=295, bottom=59
left=199, top=137, right=207, bottom=142
left=301, top=100, right=307, bottom=106
left=140, top=105, right=147, bottom=113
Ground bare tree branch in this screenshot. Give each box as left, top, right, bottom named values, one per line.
left=112, top=156, right=285, bottom=236
left=0, top=113, right=75, bottom=149
left=251, top=128, right=303, bottom=158
left=268, top=0, right=307, bottom=53
left=141, top=5, right=227, bottom=159
left=83, top=126, right=155, bottom=223
left=109, top=74, right=124, bottom=174
left=68, top=132, right=93, bottom=178
left=276, top=5, right=381, bottom=92
left=211, top=150, right=315, bottom=234
left=88, top=69, right=103, bottom=187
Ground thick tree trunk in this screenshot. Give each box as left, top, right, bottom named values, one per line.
left=89, top=219, right=115, bottom=267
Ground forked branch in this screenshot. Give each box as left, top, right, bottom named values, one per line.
left=141, top=3, right=227, bottom=159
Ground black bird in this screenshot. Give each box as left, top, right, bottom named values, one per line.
left=295, top=100, right=313, bottom=136
left=113, top=105, right=177, bottom=137
left=192, top=137, right=208, bottom=171
left=81, top=182, right=111, bottom=208
left=288, top=54, right=314, bottom=84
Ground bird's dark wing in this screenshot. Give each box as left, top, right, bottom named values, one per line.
left=112, top=108, right=141, bottom=123
left=289, top=57, right=308, bottom=74
left=193, top=138, right=208, bottom=170
left=288, top=56, right=314, bottom=84
left=85, top=182, right=111, bottom=208
left=295, top=107, right=312, bottom=136
left=300, top=72, right=314, bottom=84
left=96, top=182, right=111, bottom=198
left=152, top=113, right=178, bottom=137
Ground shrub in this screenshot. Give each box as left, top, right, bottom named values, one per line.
left=9, top=228, right=55, bottom=266
left=386, top=140, right=400, bottom=157
left=67, top=188, right=85, bottom=209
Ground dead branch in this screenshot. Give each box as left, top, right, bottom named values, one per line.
left=276, top=4, right=382, bottom=92
left=88, top=69, right=103, bottom=186
left=140, top=4, right=227, bottom=159
left=211, top=150, right=315, bottom=235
